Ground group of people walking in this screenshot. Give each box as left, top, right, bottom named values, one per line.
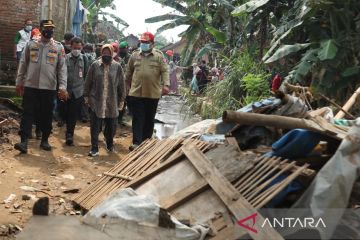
left=14, top=19, right=170, bottom=156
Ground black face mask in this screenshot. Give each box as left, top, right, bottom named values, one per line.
left=102, top=55, right=112, bottom=64
left=42, top=29, right=54, bottom=39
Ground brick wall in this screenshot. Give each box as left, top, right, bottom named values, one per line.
left=0, top=0, right=41, bottom=64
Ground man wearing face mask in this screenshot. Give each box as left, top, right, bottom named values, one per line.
left=15, top=20, right=68, bottom=154
left=118, top=41, right=130, bottom=125
left=84, top=44, right=126, bottom=157
left=62, top=32, right=75, bottom=54
left=14, top=19, right=33, bottom=63
left=63, top=37, right=88, bottom=146
left=126, top=32, right=170, bottom=151
left=118, top=41, right=130, bottom=68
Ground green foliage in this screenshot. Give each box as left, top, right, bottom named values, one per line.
left=147, top=0, right=247, bottom=65
left=199, top=51, right=268, bottom=118
left=235, top=0, right=360, bottom=102
left=241, top=73, right=271, bottom=105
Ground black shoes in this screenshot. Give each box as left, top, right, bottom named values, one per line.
left=106, top=143, right=114, bottom=152
left=14, top=142, right=28, bottom=154
left=88, top=147, right=99, bottom=157
left=65, top=134, right=74, bottom=146
left=35, top=130, right=42, bottom=140
left=40, top=140, right=52, bottom=151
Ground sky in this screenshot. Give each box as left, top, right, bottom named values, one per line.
left=103, top=0, right=189, bottom=42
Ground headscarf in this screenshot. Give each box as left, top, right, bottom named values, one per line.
left=101, top=44, right=114, bottom=56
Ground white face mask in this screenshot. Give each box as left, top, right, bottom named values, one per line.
left=25, top=26, right=32, bottom=32
left=71, top=49, right=81, bottom=57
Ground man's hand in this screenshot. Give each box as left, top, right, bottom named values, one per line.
left=16, top=85, right=24, bottom=96
left=58, top=89, right=69, bottom=101
left=162, top=85, right=170, bottom=95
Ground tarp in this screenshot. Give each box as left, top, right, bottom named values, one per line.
left=290, top=125, right=360, bottom=239
left=84, top=188, right=207, bottom=240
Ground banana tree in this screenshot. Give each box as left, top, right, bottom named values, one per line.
left=233, top=0, right=360, bottom=102
left=146, top=0, right=238, bottom=65
left=82, top=0, right=129, bottom=36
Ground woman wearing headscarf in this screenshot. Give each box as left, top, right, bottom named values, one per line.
left=84, top=44, right=126, bottom=157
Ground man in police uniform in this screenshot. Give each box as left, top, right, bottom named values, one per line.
left=15, top=20, right=68, bottom=154
left=125, top=32, right=170, bottom=151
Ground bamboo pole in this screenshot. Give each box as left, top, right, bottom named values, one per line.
left=334, top=86, right=360, bottom=119
left=319, top=94, right=355, bottom=119
left=223, top=111, right=322, bottom=132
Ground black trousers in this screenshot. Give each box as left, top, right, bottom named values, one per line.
left=20, top=87, right=56, bottom=141
left=64, top=96, right=82, bottom=136
left=131, top=97, right=159, bottom=145
left=90, top=111, right=117, bottom=149
left=80, top=97, right=89, bottom=121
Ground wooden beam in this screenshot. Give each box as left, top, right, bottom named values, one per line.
left=226, top=137, right=241, bottom=152
left=182, top=145, right=284, bottom=240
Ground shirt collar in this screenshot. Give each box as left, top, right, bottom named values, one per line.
left=140, top=48, right=155, bottom=56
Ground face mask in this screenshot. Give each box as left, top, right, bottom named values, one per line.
left=71, top=49, right=81, bottom=57
left=42, top=29, right=54, bottom=39
left=102, top=55, right=112, bottom=64
left=140, top=43, right=151, bottom=52
left=25, top=26, right=32, bottom=32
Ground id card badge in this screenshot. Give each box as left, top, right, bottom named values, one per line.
left=79, top=69, right=83, bottom=78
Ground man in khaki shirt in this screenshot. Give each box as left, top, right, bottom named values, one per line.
left=125, top=32, right=170, bottom=151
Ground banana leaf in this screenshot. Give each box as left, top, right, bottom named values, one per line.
left=318, top=39, right=338, bottom=61
left=232, top=0, right=271, bottom=16
left=145, top=14, right=183, bottom=23
left=204, top=24, right=227, bottom=44
left=264, top=43, right=311, bottom=64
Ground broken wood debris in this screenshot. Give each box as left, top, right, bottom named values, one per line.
left=74, top=137, right=313, bottom=239
left=73, top=138, right=215, bottom=210
left=183, top=145, right=284, bottom=240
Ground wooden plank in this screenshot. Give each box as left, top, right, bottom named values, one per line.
left=182, top=145, right=284, bottom=240
left=160, top=179, right=207, bottom=211
left=226, top=137, right=241, bottom=152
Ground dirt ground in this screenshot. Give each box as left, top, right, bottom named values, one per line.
left=0, top=120, right=132, bottom=233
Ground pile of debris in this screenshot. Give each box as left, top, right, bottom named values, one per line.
left=17, top=85, right=360, bottom=239
left=0, top=97, right=21, bottom=148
